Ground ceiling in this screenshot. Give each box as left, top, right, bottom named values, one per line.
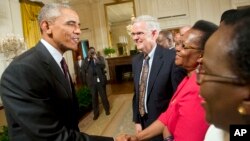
left=30, top=0, right=134, bottom=24
left=106, top=2, right=134, bottom=24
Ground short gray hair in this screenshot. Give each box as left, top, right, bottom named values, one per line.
left=132, top=15, right=161, bottom=32
left=38, top=3, right=71, bottom=24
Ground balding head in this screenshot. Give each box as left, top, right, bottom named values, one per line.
left=157, top=30, right=174, bottom=49
left=180, top=25, right=191, bottom=36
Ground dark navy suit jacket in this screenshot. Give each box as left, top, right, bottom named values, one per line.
left=132, top=45, right=186, bottom=127
left=0, top=42, right=113, bottom=141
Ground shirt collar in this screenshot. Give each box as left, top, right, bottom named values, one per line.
left=40, top=39, right=63, bottom=67
left=147, top=44, right=157, bottom=60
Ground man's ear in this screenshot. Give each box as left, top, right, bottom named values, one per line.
left=40, top=20, right=52, bottom=34
left=152, top=30, right=159, bottom=40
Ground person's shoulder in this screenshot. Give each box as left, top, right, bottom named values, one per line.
left=132, top=52, right=143, bottom=61
left=11, top=47, right=35, bottom=64
left=156, top=45, right=175, bottom=53
left=9, top=44, right=47, bottom=71
left=1, top=47, right=40, bottom=77
left=164, top=47, right=176, bottom=54
left=204, top=125, right=225, bottom=141
left=156, top=45, right=176, bottom=58
left=98, top=56, right=105, bottom=60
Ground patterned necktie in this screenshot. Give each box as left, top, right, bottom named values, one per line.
left=61, top=57, right=69, bottom=78
left=139, top=55, right=150, bottom=117
left=60, top=57, right=72, bottom=92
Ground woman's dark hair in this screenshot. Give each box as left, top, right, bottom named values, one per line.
left=192, top=20, right=218, bottom=50
left=220, top=9, right=238, bottom=23
left=225, top=8, right=250, bottom=82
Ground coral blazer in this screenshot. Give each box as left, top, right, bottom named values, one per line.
left=158, top=72, right=209, bottom=141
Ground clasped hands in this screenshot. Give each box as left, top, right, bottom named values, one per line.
left=115, top=123, right=144, bottom=141
left=115, top=134, right=138, bottom=141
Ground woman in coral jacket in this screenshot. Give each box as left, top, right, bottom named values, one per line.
left=127, top=20, right=218, bottom=141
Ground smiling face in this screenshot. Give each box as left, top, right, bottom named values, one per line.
left=41, top=8, right=81, bottom=54
left=131, top=21, right=158, bottom=54
left=199, top=24, right=250, bottom=131
left=175, top=29, right=203, bottom=72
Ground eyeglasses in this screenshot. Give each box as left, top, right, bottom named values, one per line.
left=175, top=41, right=182, bottom=46
left=182, top=44, right=201, bottom=50
left=130, top=32, right=145, bottom=37
left=196, top=64, right=246, bottom=85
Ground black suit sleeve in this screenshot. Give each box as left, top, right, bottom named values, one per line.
left=131, top=55, right=141, bottom=123
left=132, top=90, right=139, bottom=123
left=0, top=60, right=113, bottom=141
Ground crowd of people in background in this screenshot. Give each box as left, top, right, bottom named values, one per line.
left=0, top=2, right=250, bottom=141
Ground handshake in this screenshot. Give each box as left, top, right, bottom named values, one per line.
left=115, top=134, right=139, bottom=141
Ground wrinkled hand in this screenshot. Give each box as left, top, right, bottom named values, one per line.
left=115, top=134, right=138, bottom=141
left=115, top=134, right=129, bottom=141
left=135, top=123, right=142, bottom=134
left=128, top=135, right=138, bottom=141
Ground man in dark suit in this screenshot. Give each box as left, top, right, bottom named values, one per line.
left=83, top=47, right=110, bottom=120
left=74, top=55, right=85, bottom=87
left=157, top=30, right=175, bottom=49
left=131, top=15, right=186, bottom=141
left=0, top=3, right=114, bottom=141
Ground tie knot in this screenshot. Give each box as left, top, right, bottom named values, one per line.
left=144, top=55, right=150, bottom=61
left=61, top=57, right=66, bottom=66
left=60, top=57, right=69, bottom=77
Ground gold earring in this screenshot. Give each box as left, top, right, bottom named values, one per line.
left=238, top=105, right=247, bottom=115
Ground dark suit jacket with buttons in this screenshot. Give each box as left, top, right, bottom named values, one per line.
left=0, top=42, right=113, bottom=141
left=83, top=55, right=107, bottom=87
left=132, top=45, right=186, bottom=127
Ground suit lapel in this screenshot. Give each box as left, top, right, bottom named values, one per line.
left=134, top=53, right=144, bottom=95
left=147, top=46, right=164, bottom=96
left=36, top=42, right=72, bottom=97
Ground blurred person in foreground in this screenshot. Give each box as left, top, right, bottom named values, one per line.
left=117, top=20, right=218, bottom=141
left=0, top=3, right=115, bottom=141
left=130, top=15, right=186, bottom=141
left=203, top=8, right=239, bottom=141
left=198, top=8, right=250, bottom=141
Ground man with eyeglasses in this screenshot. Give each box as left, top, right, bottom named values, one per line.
left=130, top=15, right=186, bottom=141
left=0, top=3, right=117, bottom=141
left=198, top=7, right=250, bottom=141
left=116, top=19, right=218, bottom=141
